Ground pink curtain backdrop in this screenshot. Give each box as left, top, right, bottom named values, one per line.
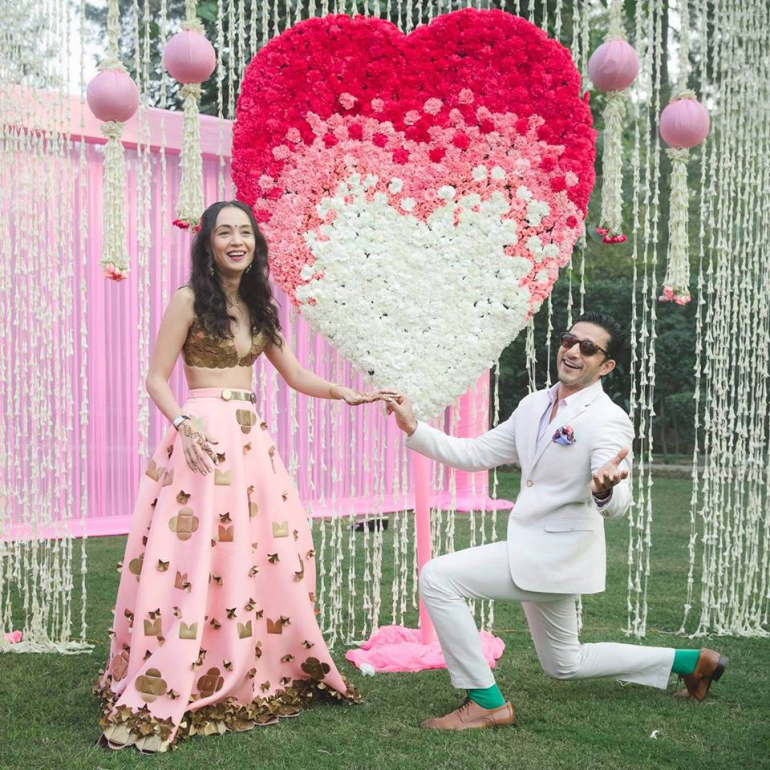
left=5, top=97, right=509, bottom=540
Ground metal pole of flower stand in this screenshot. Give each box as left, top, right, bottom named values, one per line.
left=412, top=450, right=436, bottom=644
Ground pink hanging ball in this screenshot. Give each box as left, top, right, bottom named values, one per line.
left=163, top=29, right=216, bottom=84
left=588, top=40, right=640, bottom=92
left=86, top=69, right=140, bottom=123
left=660, top=98, right=711, bottom=148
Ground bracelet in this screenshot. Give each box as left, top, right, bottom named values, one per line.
left=172, top=414, right=190, bottom=431
left=179, top=422, right=218, bottom=463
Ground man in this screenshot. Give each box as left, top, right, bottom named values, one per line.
left=387, top=311, right=728, bottom=730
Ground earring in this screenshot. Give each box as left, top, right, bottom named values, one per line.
left=245, top=262, right=252, bottom=273
left=209, top=261, right=215, bottom=276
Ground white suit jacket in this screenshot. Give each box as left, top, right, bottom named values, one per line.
left=406, top=379, right=633, bottom=595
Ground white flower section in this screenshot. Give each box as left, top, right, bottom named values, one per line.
left=400, top=198, right=416, bottom=211
left=526, top=199, right=551, bottom=227
left=491, top=165, right=506, bottom=180
left=297, top=176, right=533, bottom=419
left=542, top=243, right=560, bottom=259
left=437, top=185, right=456, bottom=201
left=526, top=235, right=544, bottom=262
left=472, top=165, right=488, bottom=181
left=525, top=238, right=560, bottom=263
left=516, top=185, right=533, bottom=201
left=462, top=192, right=482, bottom=208
left=388, top=178, right=404, bottom=194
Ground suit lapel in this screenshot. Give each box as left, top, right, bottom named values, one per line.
left=529, top=380, right=605, bottom=473
left=522, top=390, right=552, bottom=471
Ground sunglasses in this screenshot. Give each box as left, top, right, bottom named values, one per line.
left=560, top=332, right=609, bottom=359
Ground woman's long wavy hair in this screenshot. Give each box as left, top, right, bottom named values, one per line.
left=189, top=201, right=282, bottom=348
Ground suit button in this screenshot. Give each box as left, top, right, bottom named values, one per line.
left=526, top=480, right=534, bottom=487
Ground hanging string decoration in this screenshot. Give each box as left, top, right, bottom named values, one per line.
left=0, top=0, right=91, bottom=653
left=658, top=0, right=710, bottom=306
left=232, top=10, right=596, bottom=421
left=625, top=0, right=664, bottom=640
left=85, top=0, right=139, bottom=280
left=679, top=0, right=770, bottom=638
left=164, top=0, right=216, bottom=230
left=588, top=0, right=639, bottom=244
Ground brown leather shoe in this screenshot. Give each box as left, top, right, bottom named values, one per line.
left=673, top=648, right=729, bottom=702
left=420, top=698, right=516, bottom=731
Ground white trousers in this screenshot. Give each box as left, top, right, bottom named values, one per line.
left=419, top=541, right=675, bottom=691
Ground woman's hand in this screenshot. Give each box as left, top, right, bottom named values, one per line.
left=178, top=418, right=219, bottom=475
left=330, top=385, right=398, bottom=406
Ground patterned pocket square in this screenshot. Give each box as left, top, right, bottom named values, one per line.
left=552, top=425, right=576, bottom=446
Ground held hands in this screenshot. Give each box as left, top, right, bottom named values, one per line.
left=385, top=393, right=418, bottom=436
left=330, top=385, right=399, bottom=406
left=591, top=447, right=630, bottom=498
left=178, top=418, right=219, bottom=475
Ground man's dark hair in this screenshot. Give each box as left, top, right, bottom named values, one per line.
left=572, top=311, right=624, bottom=360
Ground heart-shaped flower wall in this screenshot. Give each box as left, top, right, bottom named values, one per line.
left=232, top=10, right=596, bottom=419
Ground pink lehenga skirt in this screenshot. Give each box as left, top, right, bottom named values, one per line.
left=96, top=388, right=359, bottom=752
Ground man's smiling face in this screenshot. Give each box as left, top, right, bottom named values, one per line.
left=556, top=322, right=616, bottom=392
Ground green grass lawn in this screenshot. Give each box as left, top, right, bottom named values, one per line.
left=1, top=473, right=767, bottom=770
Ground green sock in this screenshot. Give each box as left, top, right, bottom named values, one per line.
left=671, top=649, right=700, bottom=676
left=467, top=683, right=506, bottom=710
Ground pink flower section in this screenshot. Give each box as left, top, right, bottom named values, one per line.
left=255, top=110, right=583, bottom=310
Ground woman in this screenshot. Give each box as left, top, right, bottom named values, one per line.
left=97, top=201, right=391, bottom=752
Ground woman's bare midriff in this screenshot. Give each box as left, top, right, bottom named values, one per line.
left=184, top=363, right=254, bottom=391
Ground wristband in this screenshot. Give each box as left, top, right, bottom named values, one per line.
left=172, top=414, right=190, bottom=431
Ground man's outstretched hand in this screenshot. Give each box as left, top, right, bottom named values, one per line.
left=386, top=394, right=418, bottom=436
left=591, top=447, right=630, bottom=498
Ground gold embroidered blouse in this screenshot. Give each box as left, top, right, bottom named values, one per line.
left=182, top=317, right=268, bottom=369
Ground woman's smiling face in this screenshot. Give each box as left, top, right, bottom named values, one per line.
left=210, top=205, right=255, bottom=275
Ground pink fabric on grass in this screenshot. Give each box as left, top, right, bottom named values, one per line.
left=3, top=631, right=22, bottom=644
left=345, top=624, right=504, bottom=673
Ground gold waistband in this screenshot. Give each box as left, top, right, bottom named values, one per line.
left=188, top=388, right=256, bottom=403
